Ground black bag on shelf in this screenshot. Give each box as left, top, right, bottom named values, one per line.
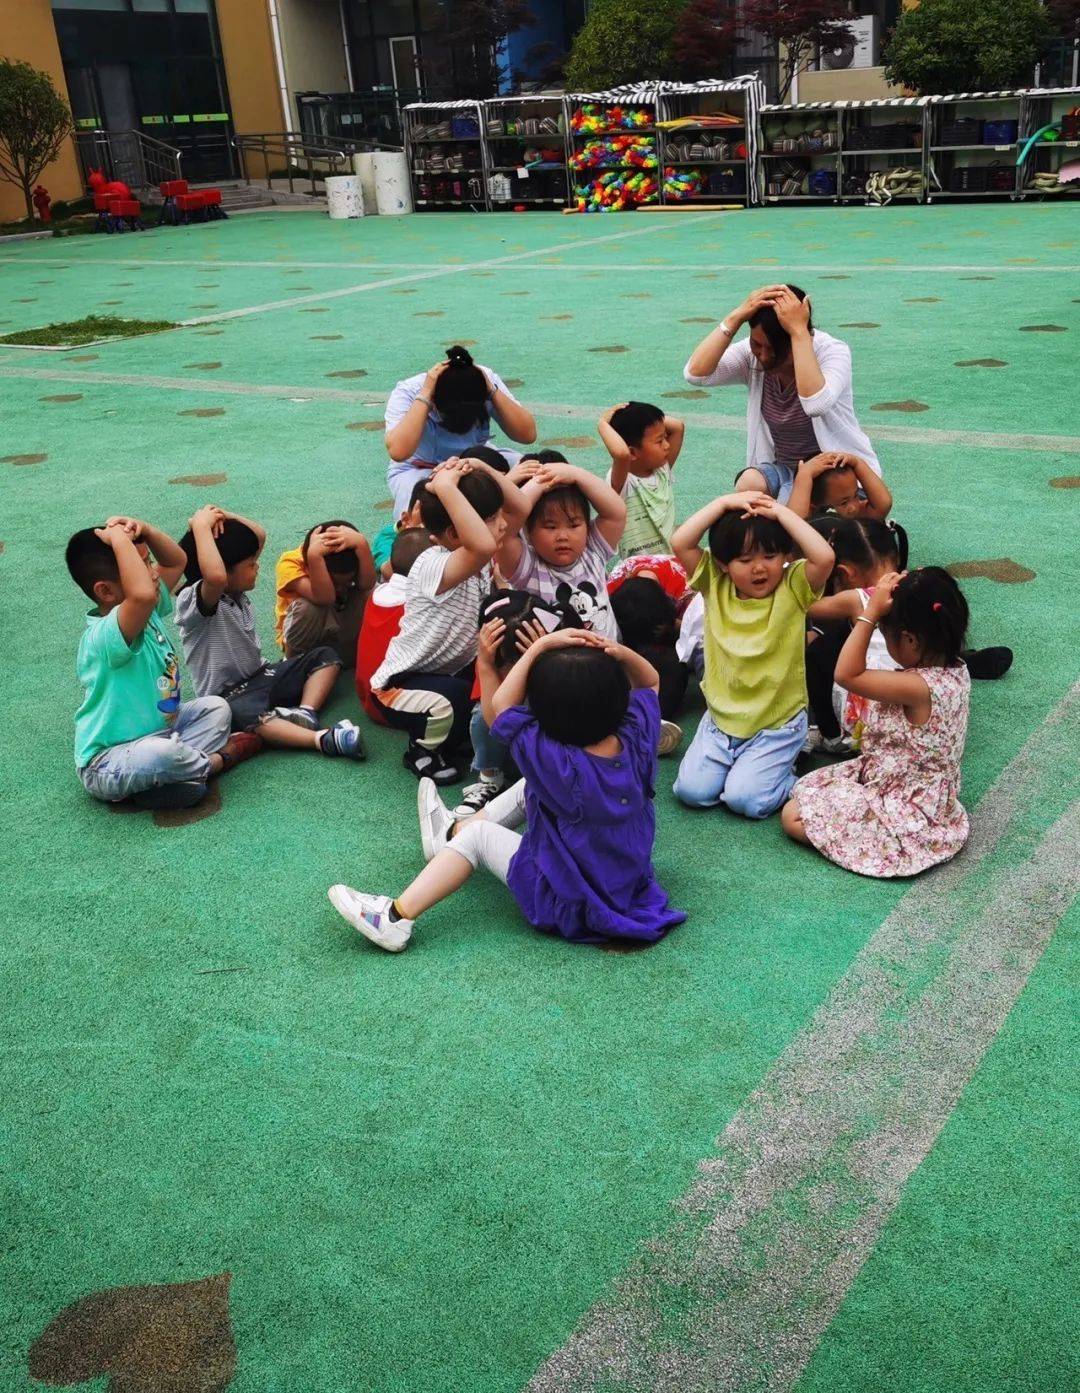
left=949, top=164, right=988, bottom=192
left=940, top=117, right=983, bottom=145
left=986, top=162, right=1015, bottom=191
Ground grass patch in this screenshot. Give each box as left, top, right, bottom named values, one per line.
left=0, top=314, right=177, bottom=347
left=0, top=214, right=97, bottom=239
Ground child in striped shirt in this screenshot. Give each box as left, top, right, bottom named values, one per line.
left=369, top=457, right=528, bottom=785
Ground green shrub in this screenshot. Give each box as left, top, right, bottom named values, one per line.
left=564, top=0, right=686, bottom=91
left=883, top=0, right=1050, bottom=94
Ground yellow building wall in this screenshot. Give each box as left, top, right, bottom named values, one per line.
left=216, top=0, right=287, bottom=140
left=0, top=0, right=83, bottom=223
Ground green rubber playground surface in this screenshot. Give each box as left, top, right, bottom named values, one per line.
left=1, top=205, right=1077, bottom=1393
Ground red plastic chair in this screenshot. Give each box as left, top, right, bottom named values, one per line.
left=108, top=197, right=144, bottom=233
left=175, top=191, right=208, bottom=223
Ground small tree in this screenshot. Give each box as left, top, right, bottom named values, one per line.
left=740, top=0, right=854, bottom=102
left=672, top=0, right=739, bottom=82
left=883, top=0, right=1050, bottom=94
left=0, top=59, right=73, bottom=221
left=564, top=0, right=686, bottom=92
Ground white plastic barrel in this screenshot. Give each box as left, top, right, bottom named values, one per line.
left=373, top=151, right=413, bottom=216
left=353, top=151, right=378, bottom=214
left=325, top=175, right=364, bottom=219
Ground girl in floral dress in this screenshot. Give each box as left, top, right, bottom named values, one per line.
left=782, top=567, right=971, bottom=878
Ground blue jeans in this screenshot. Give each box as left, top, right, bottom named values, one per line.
left=79, top=696, right=232, bottom=802
left=469, top=703, right=509, bottom=775
left=673, top=708, right=807, bottom=818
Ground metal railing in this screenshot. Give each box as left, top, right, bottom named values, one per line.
left=231, top=133, right=359, bottom=194
left=73, top=129, right=182, bottom=196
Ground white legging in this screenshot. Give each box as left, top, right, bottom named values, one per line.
left=445, top=779, right=526, bottom=884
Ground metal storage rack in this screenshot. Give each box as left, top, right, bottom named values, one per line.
left=838, top=98, right=928, bottom=202
left=404, top=100, right=489, bottom=212
left=759, top=102, right=841, bottom=203
left=1017, top=86, right=1080, bottom=200
left=656, top=78, right=763, bottom=207
left=482, top=95, right=571, bottom=210
left=565, top=84, right=662, bottom=211
left=925, top=92, right=1023, bottom=201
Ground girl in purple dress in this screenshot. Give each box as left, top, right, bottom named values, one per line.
left=328, top=625, right=686, bottom=952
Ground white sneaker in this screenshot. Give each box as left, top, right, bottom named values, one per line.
left=452, top=770, right=505, bottom=818
left=327, top=885, right=413, bottom=952
left=802, top=724, right=824, bottom=754
left=658, top=720, right=683, bottom=756
left=418, top=777, right=456, bottom=862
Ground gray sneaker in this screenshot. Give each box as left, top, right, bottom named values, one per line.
left=271, top=704, right=318, bottom=730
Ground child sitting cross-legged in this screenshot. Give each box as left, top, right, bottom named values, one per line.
left=176, top=506, right=364, bottom=759
left=369, top=456, right=527, bottom=784
left=355, top=527, right=433, bottom=724
left=599, top=402, right=684, bottom=560
left=328, top=625, right=687, bottom=952
left=671, top=492, right=835, bottom=818
left=783, top=568, right=971, bottom=877
left=274, top=520, right=375, bottom=665
left=498, top=460, right=626, bottom=638
left=67, top=516, right=258, bottom=810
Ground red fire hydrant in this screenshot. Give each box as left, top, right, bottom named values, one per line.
left=33, top=185, right=52, bottom=223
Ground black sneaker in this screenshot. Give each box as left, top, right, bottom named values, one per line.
left=402, top=745, right=464, bottom=786
left=963, top=646, right=1014, bottom=680
left=131, top=781, right=207, bottom=810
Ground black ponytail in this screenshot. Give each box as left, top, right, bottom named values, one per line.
left=880, top=567, right=968, bottom=665
left=433, top=344, right=490, bottom=434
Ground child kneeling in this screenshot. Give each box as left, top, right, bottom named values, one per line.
left=671, top=492, right=834, bottom=817
left=328, top=627, right=686, bottom=951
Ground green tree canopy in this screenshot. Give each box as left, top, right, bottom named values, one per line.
left=883, top=0, right=1050, bottom=95
left=564, top=0, right=686, bottom=92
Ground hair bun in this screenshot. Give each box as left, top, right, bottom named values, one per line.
left=445, top=344, right=474, bottom=368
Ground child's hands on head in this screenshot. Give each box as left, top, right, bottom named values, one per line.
left=477, top=616, right=507, bottom=667
left=307, top=525, right=329, bottom=556
left=102, top=515, right=144, bottom=541
left=513, top=616, right=553, bottom=657
left=534, top=462, right=577, bottom=491
left=506, top=459, right=541, bottom=486
left=426, top=457, right=467, bottom=495
left=865, top=571, right=905, bottom=620
left=321, top=524, right=366, bottom=553
left=190, top=504, right=226, bottom=536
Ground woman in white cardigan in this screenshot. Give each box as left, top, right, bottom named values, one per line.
left=684, top=284, right=880, bottom=501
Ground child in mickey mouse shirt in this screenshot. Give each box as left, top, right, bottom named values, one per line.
left=496, top=461, right=626, bottom=640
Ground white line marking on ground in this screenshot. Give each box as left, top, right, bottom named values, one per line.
left=2, top=257, right=1078, bottom=275
left=2, top=366, right=1078, bottom=455
left=527, top=683, right=1080, bottom=1393
left=177, top=217, right=719, bottom=323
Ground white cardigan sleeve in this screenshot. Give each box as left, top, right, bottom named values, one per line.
left=684, top=338, right=755, bottom=387
left=797, top=335, right=851, bottom=417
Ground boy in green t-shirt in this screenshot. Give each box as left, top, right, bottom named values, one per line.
left=670, top=491, right=835, bottom=818
left=66, top=516, right=257, bottom=811
left=599, top=401, right=685, bottom=560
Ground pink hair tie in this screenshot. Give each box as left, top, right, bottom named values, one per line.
left=931, top=601, right=942, bottom=612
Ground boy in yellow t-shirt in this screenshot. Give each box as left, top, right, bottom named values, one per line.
left=670, top=491, right=834, bottom=818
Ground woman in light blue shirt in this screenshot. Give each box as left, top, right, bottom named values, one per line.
left=384, top=344, right=537, bottom=512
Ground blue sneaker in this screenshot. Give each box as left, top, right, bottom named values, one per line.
left=319, top=720, right=366, bottom=761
